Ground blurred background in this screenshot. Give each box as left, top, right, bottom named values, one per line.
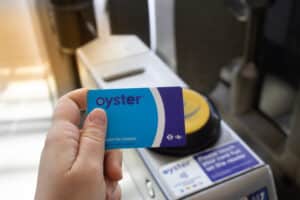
left=0, top=0, right=299, bottom=199
left=0, top=0, right=52, bottom=198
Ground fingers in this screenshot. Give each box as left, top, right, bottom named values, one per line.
left=53, top=88, right=88, bottom=126
left=74, top=109, right=107, bottom=169
left=43, top=89, right=88, bottom=171
left=44, top=120, right=80, bottom=171
left=106, top=179, right=117, bottom=199
left=106, top=180, right=121, bottom=200
left=112, top=184, right=121, bottom=200
left=104, top=150, right=122, bottom=200
left=105, top=150, right=123, bottom=181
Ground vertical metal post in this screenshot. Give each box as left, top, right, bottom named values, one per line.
left=286, top=89, right=300, bottom=157
left=148, top=0, right=177, bottom=72
left=230, top=6, right=266, bottom=114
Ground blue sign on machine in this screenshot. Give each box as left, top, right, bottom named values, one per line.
left=193, top=142, right=259, bottom=182
left=248, top=187, right=269, bottom=200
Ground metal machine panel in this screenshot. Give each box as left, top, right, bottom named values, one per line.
left=77, top=36, right=277, bottom=200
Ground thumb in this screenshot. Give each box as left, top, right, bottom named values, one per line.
left=76, top=109, right=107, bottom=169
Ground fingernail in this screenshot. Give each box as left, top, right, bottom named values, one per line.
left=88, top=109, right=106, bottom=126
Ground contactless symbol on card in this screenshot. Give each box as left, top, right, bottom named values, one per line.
left=87, top=87, right=186, bottom=149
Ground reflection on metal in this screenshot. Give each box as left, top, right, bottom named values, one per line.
left=224, top=0, right=250, bottom=22
left=93, top=0, right=111, bottom=38
left=281, top=90, right=300, bottom=186
left=102, top=67, right=145, bottom=82
left=230, top=62, right=258, bottom=114
left=148, top=0, right=157, bottom=50
left=148, top=0, right=177, bottom=72
left=145, top=179, right=156, bottom=198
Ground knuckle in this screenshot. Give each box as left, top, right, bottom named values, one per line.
left=85, top=123, right=104, bottom=133
left=84, top=126, right=100, bottom=135
left=87, top=120, right=106, bottom=131
left=82, top=127, right=105, bottom=144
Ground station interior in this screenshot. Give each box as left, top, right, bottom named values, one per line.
left=0, top=0, right=299, bottom=199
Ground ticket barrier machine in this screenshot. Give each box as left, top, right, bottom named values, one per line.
left=76, top=35, right=277, bottom=200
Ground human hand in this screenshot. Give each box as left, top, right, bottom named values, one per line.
left=35, top=88, right=122, bottom=200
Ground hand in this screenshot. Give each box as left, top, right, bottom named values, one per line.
left=35, top=88, right=122, bottom=200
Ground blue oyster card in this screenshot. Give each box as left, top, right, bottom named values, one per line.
left=87, top=87, right=186, bottom=149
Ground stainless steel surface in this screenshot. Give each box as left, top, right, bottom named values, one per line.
left=186, top=166, right=277, bottom=200
left=87, top=52, right=187, bottom=89
left=77, top=36, right=148, bottom=66
left=77, top=36, right=187, bottom=89
left=149, top=0, right=177, bottom=71
left=102, top=67, right=145, bottom=82
left=121, top=150, right=166, bottom=200
left=137, top=121, right=252, bottom=199
left=230, top=62, right=258, bottom=114
left=119, top=158, right=144, bottom=199
left=137, top=122, right=279, bottom=200
left=281, top=89, right=300, bottom=186
left=145, top=179, right=156, bottom=198
left=93, top=0, right=111, bottom=38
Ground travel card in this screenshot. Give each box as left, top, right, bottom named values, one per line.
left=87, top=87, right=186, bottom=149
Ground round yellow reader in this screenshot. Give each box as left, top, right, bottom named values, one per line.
left=183, top=89, right=210, bottom=135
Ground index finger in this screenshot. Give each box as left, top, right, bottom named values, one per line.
left=53, top=88, right=88, bottom=125
left=105, top=150, right=123, bottom=181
